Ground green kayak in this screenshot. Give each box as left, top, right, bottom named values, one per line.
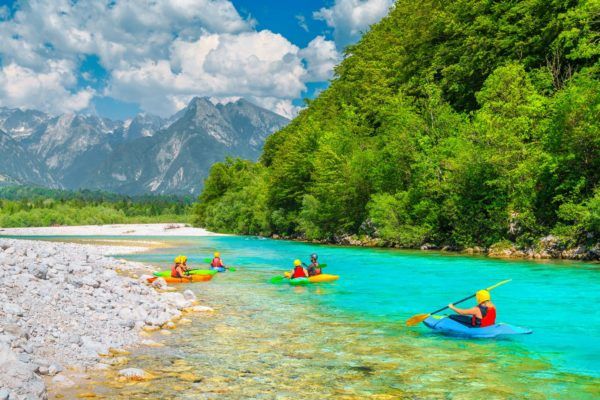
left=153, top=269, right=217, bottom=277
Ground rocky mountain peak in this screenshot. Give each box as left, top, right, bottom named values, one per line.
left=0, top=98, right=290, bottom=194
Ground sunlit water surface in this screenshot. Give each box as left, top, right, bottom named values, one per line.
left=26, top=235, right=599, bottom=399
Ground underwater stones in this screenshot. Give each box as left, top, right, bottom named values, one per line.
left=118, top=368, right=153, bottom=381
left=141, top=339, right=164, bottom=347
left=186, top=305, right=214, bottom=313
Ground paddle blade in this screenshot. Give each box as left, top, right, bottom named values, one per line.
left=203, top=258, right=211, bottom=263
left=319, top=263, right=327, bottom=268
left=228, top=267, right=236, bottom=272
left=405, top=313, right=430, bottom=327
left=269, top=276, right=285, bottom=284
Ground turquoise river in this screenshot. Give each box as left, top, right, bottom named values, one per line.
left=44, top=235, right=599, bottom=399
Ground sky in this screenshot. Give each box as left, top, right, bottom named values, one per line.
left=0, top=0, right=393, bottom=120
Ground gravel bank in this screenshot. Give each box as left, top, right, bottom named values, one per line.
left=0, top=238, right=204, bottom=399
left=0, top=223, right=226, bottom=237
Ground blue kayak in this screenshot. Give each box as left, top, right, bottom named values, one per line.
left=211, top=267, right=227, bottom=272
left=423, top=315, right=532, bottom=338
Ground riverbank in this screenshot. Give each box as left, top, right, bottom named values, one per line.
left=0, top=235, right=212, bottom=399
left=0, top=223, right=226, bottom=237
left=271, top=233, right=600, bottom=262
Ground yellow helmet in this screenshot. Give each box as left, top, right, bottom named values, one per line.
left=294, top=259, right=302, bottom=267
left=476, top=290, right=491, bottom=304
left=214, top=252, right=220, bottom=258
left=174, top=256, right=181, bottom=264
left=181, top=255, right=187, bottom=263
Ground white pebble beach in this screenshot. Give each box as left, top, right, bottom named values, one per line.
left=0, top=224, right=217, bottom=400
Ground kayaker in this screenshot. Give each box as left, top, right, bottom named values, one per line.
left=448, top=289, right=496, bottom=327
left=290, top=259, right=308, bottom=279
left=210, top=252, right=227, bottom=271
left=307, top=253, right=321, bottom=276
left=171, top=255, right=189, bottom=278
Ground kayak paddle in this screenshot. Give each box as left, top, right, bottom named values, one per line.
left=405, top=279, right=512, bottom=327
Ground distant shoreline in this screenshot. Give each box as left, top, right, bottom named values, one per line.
left=0, top=223, right=226, bottom=237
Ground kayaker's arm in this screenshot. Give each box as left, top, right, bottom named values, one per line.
left=448, top=304, right=482, bottom=318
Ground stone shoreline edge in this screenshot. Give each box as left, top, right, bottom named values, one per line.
left=0, top=236, right=213, bottom=400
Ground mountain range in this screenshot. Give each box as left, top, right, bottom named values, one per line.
left=0, top=98, right=288, bottom=194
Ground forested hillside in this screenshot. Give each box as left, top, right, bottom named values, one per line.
left=0, top=186, right=192, bottom=227
left=195, top=0, right=599, bottom=257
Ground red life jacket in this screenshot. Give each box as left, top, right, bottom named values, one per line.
left=472, top=305, right=496, bottom=327
left=171, top=265, right=181, bottom=278
left=292, top=265, right=307, bottom=279
left=211, top=257, right=223, bottom=268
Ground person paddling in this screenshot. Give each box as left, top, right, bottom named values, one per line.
left=448, top=289, right=496, bottom=327
left=210, top=252, right=228, bottom=271
left=290, top=259, right=308, bottom=279
left=171, top=255, right=189, bottom=278
left=307, top=253, right=321, bottom=276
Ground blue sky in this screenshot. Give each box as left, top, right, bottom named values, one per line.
left=0, top=0, right=393, bottom=120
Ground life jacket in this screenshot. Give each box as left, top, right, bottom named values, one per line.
left=308, top=262, right=321, bottom=276
left=171, top=264, right=182, bottom=278
left=292, top=265, right=307, bottom=279
left=472, top=304, right=496, bottom=327
left=211, top=257, right=223, bottom=268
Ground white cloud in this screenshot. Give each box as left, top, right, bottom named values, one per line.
left=314, top=0, right=393, bottom=47
left=107, top=30, right=308, bottom=116
left=0, top=61, right=94, bottom=113
left=248, top=97, right=303, bottom=120
left=299, top=36, right=341, bottom=81
left=295, top=15, right=309, bottom=32
left=0, top=0, right=341, bottom=118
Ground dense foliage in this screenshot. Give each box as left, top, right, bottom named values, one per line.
left=196, top=0, right=599, bottom=251
left=0, top=186, right=192, bottom=227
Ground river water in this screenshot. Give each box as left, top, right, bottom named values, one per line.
left=57, top=235, right=599, bottom=399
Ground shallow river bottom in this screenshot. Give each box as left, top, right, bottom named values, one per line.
left=54, top=270, right=598, bottom=400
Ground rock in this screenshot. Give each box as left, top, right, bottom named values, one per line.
left=108, top=347, right=130, bottom=356
left=183, top=289, right=196, bottom=302
left=163, top=321, right=176, bottom=330
left=145, top=310, right=172, bottom=326
left=0, top=388, right=9, bottom=400
left=27, top=263, right=48, bottom=280
left=48, top=363, right=63, bottom=376
left=161, top=292, right=193, bottom=310
left=118, top=368, right=153, bottom=381
left=0, top=343, right=46, bottom=399
left=151, top=277, right=167, bottom=289
left=3, top=303, right=23, bottom=316
left=80, top=337, right=109, bottom=357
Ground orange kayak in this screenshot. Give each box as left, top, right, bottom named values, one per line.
left=147, top=274, right=213, bottom=284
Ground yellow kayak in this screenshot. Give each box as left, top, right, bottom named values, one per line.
left=283, top=272, right=339, bottom=283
